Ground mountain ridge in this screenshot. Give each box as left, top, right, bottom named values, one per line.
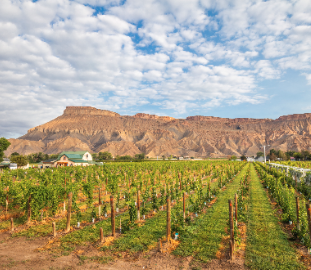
left=5, top=106, right=311, bottom=157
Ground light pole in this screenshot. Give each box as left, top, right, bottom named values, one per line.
left=261, top=145, right=270, bottom=163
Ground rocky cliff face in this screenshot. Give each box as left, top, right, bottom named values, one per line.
left=5, top=106, right=311, bottom=157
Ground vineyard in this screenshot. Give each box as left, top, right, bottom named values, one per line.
left=0, top=161, right=311, bottom=269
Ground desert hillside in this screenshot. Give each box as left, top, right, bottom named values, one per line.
left=5, top=106, right=311, bottom=157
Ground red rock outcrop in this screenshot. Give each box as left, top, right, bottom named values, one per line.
left=4, top=106, right=311, bottom=157
left=134, top=113, right=175, bottom=121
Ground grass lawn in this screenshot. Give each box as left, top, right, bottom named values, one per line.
left=245, top=164, right=304, bottom=270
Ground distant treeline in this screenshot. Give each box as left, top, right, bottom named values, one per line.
left=229, top=149, right=311, bottom=162
left=7, top=151, right=147, bottom=163
left=92, top=152, right=146, bottom=162
left=8, top=152, right=59, bottom=164
left=256, top=149, right=311, bottom=161
left=8, top=149, right=311, bottom=164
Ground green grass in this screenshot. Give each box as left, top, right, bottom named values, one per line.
left=245, top=164, right=304, bottom=270
left=2, top=180, right=165, bottom=238
left=59, top=189, right=170, bottom=250
left=8, top=191, right=130, bottom=238
left=105, top=170, right=235, bottom=254
left=108, top=210, right=167, bottom=252
left=0, top=215, right=25, bottom=231
left=11, top=205, right=97, bottom=238
left=172, top=164, right=249, bottom=262
left=60, top=215, right=125, bottom=248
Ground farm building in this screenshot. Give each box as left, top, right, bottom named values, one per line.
left=255, top=156, right=265, bottom=162
left=0, top=159, right=11, bottom=169
left=0, top=158, right=28, bottom=170
left=39, top=158, right=58, bottom=169
left=41, top=151, right=100, bottom=168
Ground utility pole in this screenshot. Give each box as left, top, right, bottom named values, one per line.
left=261, top=145, right=270, bottom=163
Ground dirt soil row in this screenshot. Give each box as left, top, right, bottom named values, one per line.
left=0, top=229, right=247, bottom=270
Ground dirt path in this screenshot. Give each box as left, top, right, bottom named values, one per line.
left=0, top=233, right=189, bottom=270
left=0, top=229, right=248, bottom=270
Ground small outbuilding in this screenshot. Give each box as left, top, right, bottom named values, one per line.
left=41, top=159, right=58, bottom=169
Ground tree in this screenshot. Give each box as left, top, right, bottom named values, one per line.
left=277, top=150, right=286, bottom=160
left=26, top=152, right=57, bottom=163
left=301, top=150, right=310, bottom=160
left=92, top=153, right=98, bottom=160
left=106, top=152, right=114, bottom=160
left=270, top=153, right=277, bottom=161
left=10, top=155, right=28, bottom=167
left=229, top=155, right=237, bottom=161
left=240, top=155, right=247, bottom=161
left=162, top=155, right=166, bottom=160
left=30, top=152, right=46, bottom=163
left=49, top=154, right=59, bottom=160
left=294, top=152, right=302, bottom=161
left=98, top=151, right=113, bottom=160
left=270, top=149, right=277, bottom=156
left=10, top=152, right=19, bottom=157
left=256, top=151, right=264, bottom=158
left=135, top=153, right=145, bottom=160
left=0, top=137, right=11, bottom=162
left=285, top=151, right=295, bottom=158
left=116, top=155, right=132, bottom=161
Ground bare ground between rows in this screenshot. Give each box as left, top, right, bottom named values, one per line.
left=0, top=220, right=247, bottom=268
left=0, top=233, right=247, bottom=270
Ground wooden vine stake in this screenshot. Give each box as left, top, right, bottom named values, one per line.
left=52, top=222, right=57, bottom=237
left=296, top=197, right=300, bottom=230
left=105, top=178, right=108, bottom=195
left=27, top=195, right=31, bottom=224
left=11, top=218, right=14, bottom=231
left=183, top=192, right=186, bottom=221
left=137, top=190, right=140, bottom=220
left=110, top=195, right=115, bottom=237
left=119, top=218, right=122, bottom=234
left=158, top=238, right=162, bottom=253
left=167, top=196, right=171, bottom=243
left=5, top=195, right=8, bottom=217
left=5, top=186, right=9, bottom=218
left=63, top=178, right=66, bottom=212
left=65, top=192, right=72, bottom=233
left=179, top=173, right=182, bottom=190
left=98, top=188, right=101, bottom=217
left=306, top=203, right=311, bottom=252
left=229, top=199, right=234, bottom=260
left=235, top=194, right=238, bottom=226
left=100, top=227, right=104, bottom=243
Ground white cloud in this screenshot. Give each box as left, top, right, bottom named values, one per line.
left=303, top=73, right=311, bottom=85
left=1, top=0, right=311, bottom=138
left=255, top=60, right=281, bottom=79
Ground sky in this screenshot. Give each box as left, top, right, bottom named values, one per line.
left=1, top=0, right=311, bottom=138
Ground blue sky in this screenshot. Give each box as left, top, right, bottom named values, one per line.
left=1, top=0, right=311, bottom=138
